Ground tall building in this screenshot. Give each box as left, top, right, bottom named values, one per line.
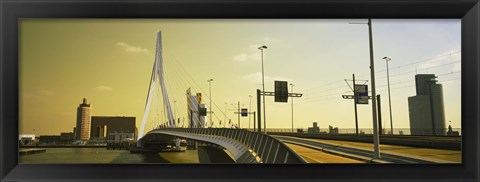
left=408, top=74, right=446, bottom=135
left=186, top=88, right=206, bottom=128
left=76, top=98, right=91, bottom=140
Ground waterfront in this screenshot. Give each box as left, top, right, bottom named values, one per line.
left=17, top=20, right=462, bottom=165
left=19, top=147, right=199, bottom=164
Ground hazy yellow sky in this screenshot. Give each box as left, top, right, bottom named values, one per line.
left=19, top=19, right=461, bottom=135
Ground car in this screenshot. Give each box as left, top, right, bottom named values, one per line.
left=180, top=139, right=187, bottom=146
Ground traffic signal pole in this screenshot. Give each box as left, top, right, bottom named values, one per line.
left=353, top=74, right=359, bottom=136
left=377, top=95, right=383, bottom=135
left=257, top=89, right=262, bottom=132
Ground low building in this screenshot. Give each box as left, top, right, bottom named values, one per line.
left=39, top=135, right=61, bottom=144
left=108, top=132, right=134, bottom=143
left=328, top=125, right=339, bottom=134
left=19, top=134, right=36, bottom=146
left=307, top=122, right=320, bottom=134
left=60, top=132, right=75, bottom=144
left=90, top=116, right=136, bottom=140
left=19, top=134, right=35, bottom=140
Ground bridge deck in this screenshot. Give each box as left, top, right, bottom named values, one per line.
left=285, top=143, right=364, bottom=163
left=276, top=135, right=461, bottom=163
left=140, top=128, right=306, bottom=163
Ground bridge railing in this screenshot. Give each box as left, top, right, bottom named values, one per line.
left=158, top=128, right=305, bottom=163
left=245, top=128, right=462, bottom=136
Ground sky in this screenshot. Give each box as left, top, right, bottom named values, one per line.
left=19, top=19, right=461, bottom=136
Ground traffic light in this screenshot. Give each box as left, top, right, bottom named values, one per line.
left=241, top=108, right=248, bottom=117
left=275, top=81, right=288, bottom=102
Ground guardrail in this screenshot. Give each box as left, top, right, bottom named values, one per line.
left=270, top=132, right=461, bottom=150
left=150, top=128, right=306, bottom=164
left=245, top=128, right=461, bottom=136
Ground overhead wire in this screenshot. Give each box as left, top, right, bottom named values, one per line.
left=166, top=50, right=230, bottom=127
left=296, top=55, right=461, bottom=105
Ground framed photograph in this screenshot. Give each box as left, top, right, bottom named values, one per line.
left=1, top=0, right=479, bottom=181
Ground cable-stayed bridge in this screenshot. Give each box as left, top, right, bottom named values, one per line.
left=130, top=31, right=461, bottom=164
left=131, top=31, right=305, bottom=163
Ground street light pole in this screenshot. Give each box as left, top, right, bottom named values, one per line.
left=349, top=19, right=380, bottom=158
left=173, top=100, right=177, bottom=122
left=208, top=79, right=213, bottom=128
left=368, top=18, right=381, bottom=159
left=238, top=101, right=241, bottom=128
left=224, top=102, right=227, bottom=128
left=249, top=95, right=252, bottom=129
left=383, top=57, right=394, bottom=135
left=258, top=45, right=268, bottom=134
left=290, top=83, right=295, bottom=133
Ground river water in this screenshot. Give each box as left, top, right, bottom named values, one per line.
left=19, top=148, right=199, bottom=164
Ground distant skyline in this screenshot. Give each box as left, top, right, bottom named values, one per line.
left=19, top=19, right=461, bottom=135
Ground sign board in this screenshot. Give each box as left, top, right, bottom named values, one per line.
left=241, top=108, right=248, bottom=117
left=274, top=81, right=289, bottom=102
left=199, top=108, right=207, bottom=116
left=354, top=84, right=368, bottom=104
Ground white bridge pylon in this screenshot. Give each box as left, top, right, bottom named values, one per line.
left=138, top=31, right=176, bottom=139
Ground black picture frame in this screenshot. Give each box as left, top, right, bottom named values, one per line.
left=1, top=0, right=479, bottom=181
